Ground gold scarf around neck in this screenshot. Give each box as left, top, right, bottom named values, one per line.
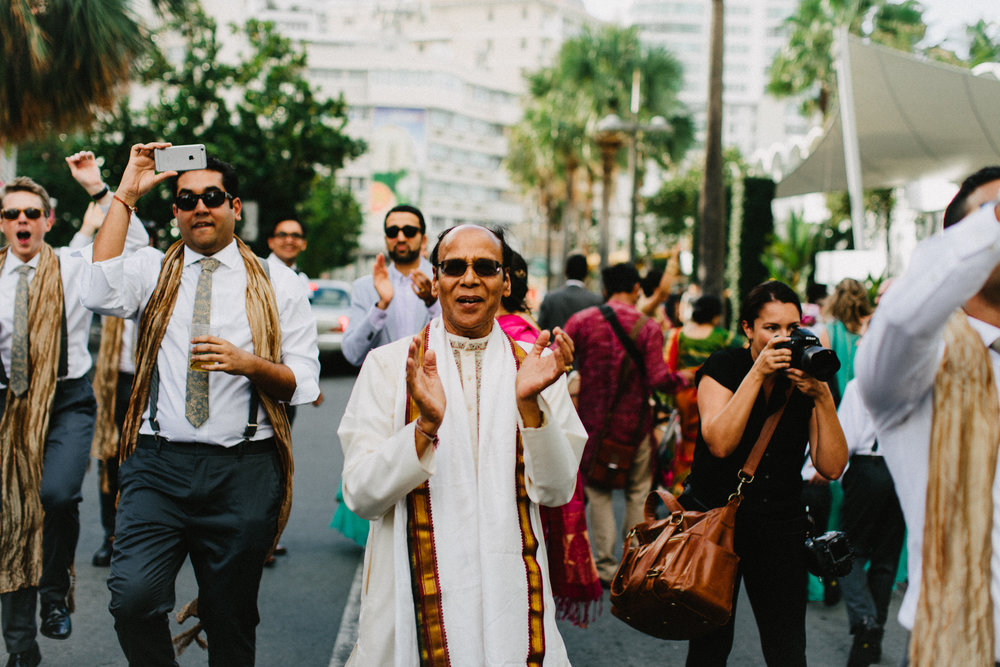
left=0, top=245, right=64, bottom=594
left=121, top=238, right=293, bottom=546
left=912, top=310, right=1000, bottom=665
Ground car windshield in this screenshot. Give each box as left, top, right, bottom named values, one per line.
left=311, top=287, right=350, bottom=308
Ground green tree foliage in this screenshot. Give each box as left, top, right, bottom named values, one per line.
left=767, top=0, right=927, bottom=117
left=17, top=15, right=366, bottom=269
left=296, top=174, right=363, bottom=275
left=507, top=25, right=693, bottom=261
left=967, top=20, right=1000, bottom=67
left=2, top=0, right=187, bottom=144
left=761, top=210, right=824, bottom=296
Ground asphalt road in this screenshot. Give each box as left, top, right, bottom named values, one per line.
left=12, top=364, right=908, bottom=666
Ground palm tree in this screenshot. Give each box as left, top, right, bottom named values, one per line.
left=507, top=25, right=692, bottom=269
left=1, top=0, right=187, bottom=176
left=700, top=0, right=726, bottom=299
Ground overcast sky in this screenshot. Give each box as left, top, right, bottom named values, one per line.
left=582, top=0, right=997, bottom=51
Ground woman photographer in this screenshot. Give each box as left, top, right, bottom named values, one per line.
left=680, top=280, right=847, bottom=666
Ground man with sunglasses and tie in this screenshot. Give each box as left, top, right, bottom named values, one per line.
left=79, top=142, right=320, bottom=666
left=339, top=224, right=586, bottom=665
left=0, top=176, right=149, bottom=667
left=342, top=204, right=440, bottom=367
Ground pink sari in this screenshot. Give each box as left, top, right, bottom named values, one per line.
left=498, top=312, right=603, bottom=627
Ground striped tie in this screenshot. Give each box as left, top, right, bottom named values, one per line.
left=184, top=257, right=220, bottom=427
left=9, top=265, right=31, bottom=396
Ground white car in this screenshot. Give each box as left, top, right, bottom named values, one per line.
left=308, top=279, right=352, bottom=355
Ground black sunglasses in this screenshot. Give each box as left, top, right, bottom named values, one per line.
left=2, top=207, right=43, bottom=221
left=272, top=231, right=305, bottom=240
left=385, top=225, right=420, bottom=238
left=175, top=190, right=234, bottom=211
left=437, top=258, right=504, bottom=278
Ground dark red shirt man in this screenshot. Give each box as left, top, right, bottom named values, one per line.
left=565, top=262, right=682, bottom=583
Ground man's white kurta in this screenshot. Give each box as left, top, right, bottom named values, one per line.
left=337, top=320, right=587, bottom=666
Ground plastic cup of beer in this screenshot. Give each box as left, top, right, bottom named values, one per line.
left=189, top=323, right=217, bottom=371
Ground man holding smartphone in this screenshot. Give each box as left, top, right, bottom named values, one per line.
left=341, top=204, right=440, bottom=366
left=80, top=142, right=320, bottom=666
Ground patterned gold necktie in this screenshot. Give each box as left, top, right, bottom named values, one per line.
left=9, top=265, right=31, bottom=396
left=185, top=257, right=220, bottom=427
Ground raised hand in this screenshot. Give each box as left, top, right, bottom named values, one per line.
left=116, top=142, right=177, bottom=206
left=65, top=151, right=104, bottom=194
left=409, top=268, right=434, bottom=306
left=373, top=253, right=394, bottom=310
left=406, top=335, right=446, bottom=457
left=515, top=327, right=572, bottom=426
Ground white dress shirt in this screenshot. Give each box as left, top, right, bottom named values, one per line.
left=856, top=203, right=1000, bottom=656
left=266, top=252, right=311, bottom=294
left=0, top=223, right=148, bottom=387
left=837, top=380, right=879, bottom=458
left=79, top=239, right=321, bottom=447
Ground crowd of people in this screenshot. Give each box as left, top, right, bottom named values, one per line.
left=2, top=145, right=1000, bottom=667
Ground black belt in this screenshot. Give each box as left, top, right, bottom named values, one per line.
left=850, top=454, right=885, bottom=462
left=137, top=433, right=275, bottom=456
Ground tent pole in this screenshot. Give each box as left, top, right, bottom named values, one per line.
left=835, top=27, right=866, bottom=251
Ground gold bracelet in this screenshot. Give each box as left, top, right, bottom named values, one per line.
left=414, top=421, right=439, bottom=449
left=113, top=193, right=135, bottom=215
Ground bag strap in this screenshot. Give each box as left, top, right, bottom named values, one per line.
left=733, top=387, right=793, bottom=497
left=599, top=304, right=648, bottom=377
left=596, top=304, right=648, bottom=443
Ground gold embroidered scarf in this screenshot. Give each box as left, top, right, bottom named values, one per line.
left=911, top=310, right=999, bottom=665
left=0, top=245, right=63, bottom=594
left=91, top=315, right=125, bottom=493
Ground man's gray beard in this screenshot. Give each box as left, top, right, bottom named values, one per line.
left=390, top=247, right=419, bottom=264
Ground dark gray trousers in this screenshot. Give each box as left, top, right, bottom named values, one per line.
left=0, top=377, right=96, bottom=653
left=97, top=371, right=135, bottom=538
left=108, top=436, right=282, bottom=667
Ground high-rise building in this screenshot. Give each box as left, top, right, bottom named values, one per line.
left=628, top=0, right=809, bottom=156
left=219, top=0, right=599, bottom=257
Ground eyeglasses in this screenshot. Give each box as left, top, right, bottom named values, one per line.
left=1, top=208, right=43, bottom=221
left=385, top=225, right=420, bottom=238
left=272, top=231, right=305, bottom=240
left=437, top=258, right=504, bottom=278
left=174, top=190, right=234, bottom=211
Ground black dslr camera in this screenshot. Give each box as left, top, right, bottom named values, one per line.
left=804, top=530, right=854, bottom=579
left=774, top=328, right=841, bottom=382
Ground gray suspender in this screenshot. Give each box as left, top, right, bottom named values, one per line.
left=146, top=256, right=271, bottom=442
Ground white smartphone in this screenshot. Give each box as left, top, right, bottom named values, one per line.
left=154, top=144, right=207, bottom=172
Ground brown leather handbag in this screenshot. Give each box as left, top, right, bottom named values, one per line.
left=609, top=391, right=790, bottom=640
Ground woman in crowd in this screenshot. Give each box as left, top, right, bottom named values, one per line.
left=680, top=280, right=847, bottom=666
left=497, top=251, right=603, bottom=627
left=819, top=277, right=873, bottom=404
left=662, top=294, right=736, bottom=493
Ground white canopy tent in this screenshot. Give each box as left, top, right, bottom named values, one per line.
left=763, top=32, right=1000, bottom=247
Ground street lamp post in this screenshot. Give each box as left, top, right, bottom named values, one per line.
left=595, top=125, right=624, bottom=271
left=595, top=114, right=671, bottom=266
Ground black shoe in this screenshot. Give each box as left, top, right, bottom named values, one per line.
left=92, top=537, right=113, bottom=567
left=847, top=619, right=883, bottom=667
left=273, top=543, right=288, bottom=556
left=823, top=577, right=841, bottom=606
left=39, top=602, right=71, bottom=640
left=5, top=643, right=41, bottom=667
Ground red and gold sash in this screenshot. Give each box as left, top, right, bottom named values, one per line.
left=404, top=324, right=546, bottom=666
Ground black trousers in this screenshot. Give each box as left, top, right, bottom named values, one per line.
left=838, top=455, right=905, bottom=629
left=0, top=377, right=95, bottom=653
left=97, top=372, right=135, bottom=538
left=108, top=436, right=282, bottom=667
left=684, top=504, right=809, bottom=667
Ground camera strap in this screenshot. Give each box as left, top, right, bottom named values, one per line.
left=734, top=387, right=793, bottom=495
